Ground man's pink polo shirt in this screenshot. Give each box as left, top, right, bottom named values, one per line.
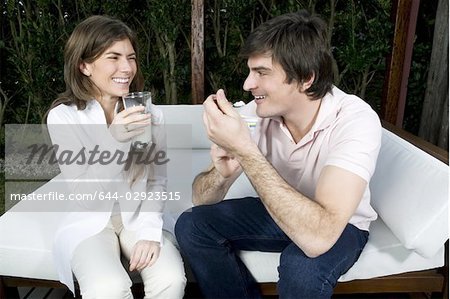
left=239, top=86, right=382, bottom=231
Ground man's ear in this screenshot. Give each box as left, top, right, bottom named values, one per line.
left=80, top=63, right=91, bottom=77
left=300, top=74, right=315, bottom=92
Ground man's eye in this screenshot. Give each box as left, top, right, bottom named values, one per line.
left=108, top=56, right=118, bottom=60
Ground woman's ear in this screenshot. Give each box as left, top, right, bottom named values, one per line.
left=80, top=63, right=91, bottom=77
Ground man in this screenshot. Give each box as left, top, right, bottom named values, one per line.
left=175, top=10, right=381, bottom=298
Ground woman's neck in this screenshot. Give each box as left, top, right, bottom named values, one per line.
left=95, top=96, right=118, bottom=125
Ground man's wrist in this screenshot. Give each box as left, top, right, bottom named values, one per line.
left=235, top=141, right=260, bottom=164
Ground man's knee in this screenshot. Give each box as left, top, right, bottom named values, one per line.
left=278, top=246, right=335, bottom=298
left=175, top=207, right=215, bottom=242
left=175, top=210, right=194, bottom=247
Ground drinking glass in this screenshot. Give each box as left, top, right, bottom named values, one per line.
left=122, top=91, right=152, bottom=149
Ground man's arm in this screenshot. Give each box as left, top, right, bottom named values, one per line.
left=237, top=144, right=367, bottom=258
left=201, top=89, right=370, bottom=257
left=192, top=162, right=241, bottom=206
left=193, top=94, right=245, bottom=206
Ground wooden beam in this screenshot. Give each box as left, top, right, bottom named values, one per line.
left=191, top=0, right=204, bottom=104
left=381, top=0, right=420, bottom=127
left=258, top=270, right=445, bottom=295
left=334, top=270, right=445, bottom=294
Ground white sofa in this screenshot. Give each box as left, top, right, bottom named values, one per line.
left=1, top=104, right=448, bottom=296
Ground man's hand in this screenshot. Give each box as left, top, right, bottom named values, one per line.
left=109, top=106, right=151, bottom=143
left=129, top=240, right=160, bottom=272
left=203, top=89, right=256, bottom=156
left=211, top=143, right=242, bottom=178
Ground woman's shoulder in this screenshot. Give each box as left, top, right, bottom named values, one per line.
left=47, top=103, right=78, bottom=124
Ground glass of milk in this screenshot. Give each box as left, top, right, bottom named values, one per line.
left=122, top=91, right=152, bottom=149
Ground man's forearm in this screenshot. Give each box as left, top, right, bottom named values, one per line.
left=192, top=165, right=239, bottom=206
left=236, top=147, right=340, bottom=257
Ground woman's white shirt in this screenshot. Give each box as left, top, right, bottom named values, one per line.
left=47, top=99, right=168, bottom=293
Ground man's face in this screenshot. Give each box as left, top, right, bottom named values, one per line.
left=243, top=54, right=302, bottom=119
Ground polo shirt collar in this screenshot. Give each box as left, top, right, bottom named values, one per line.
left=267, top=86, right=340, bottom=145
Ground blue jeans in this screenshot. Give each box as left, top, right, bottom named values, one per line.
left=175, top=197, right=368, bottom=299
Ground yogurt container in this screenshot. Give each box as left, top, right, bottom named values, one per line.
left=233, top=101, right=258, bottom=133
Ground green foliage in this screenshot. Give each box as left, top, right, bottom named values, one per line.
left=0, top=0, right=433, bottom=124
left=2, top=0, right=67, bottom=124
left=137, top=0, right=191, bottom=104
left=0, top=0, right=439, bottom=214
left=327, top=0, right=391, bottom=108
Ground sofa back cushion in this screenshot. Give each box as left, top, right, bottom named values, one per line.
left=159, top=105, right=210, bottom=149
left=370, top=129, right=448, bottom=258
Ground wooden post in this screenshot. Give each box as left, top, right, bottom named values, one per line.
left=418, top=0, right=449, bottom=150
left=381, top=0, right=420, bottom=126
left=191, top=0, right=204, bottom=104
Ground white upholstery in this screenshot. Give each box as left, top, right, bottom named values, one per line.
left=239, top=219, right=445, bottom=283
left=370, top=129, right=448, bottom=258
left=0, top=104, right=447, bottom=286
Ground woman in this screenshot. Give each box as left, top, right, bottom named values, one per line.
left=47, top=15, right=186, bottom=298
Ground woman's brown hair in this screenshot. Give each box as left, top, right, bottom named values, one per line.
left=46, top=15, right=144, bottom=115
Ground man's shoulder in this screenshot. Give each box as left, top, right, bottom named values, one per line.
left=325, top=87, right=382, bottom=147
left=331, top=87, right=373, bottom=110
left=331, top=87, right=380, bottom=125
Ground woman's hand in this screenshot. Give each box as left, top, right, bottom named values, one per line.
left=109, top=106, right=151, bottom=143
left=129, top=240, right=161, bottom=272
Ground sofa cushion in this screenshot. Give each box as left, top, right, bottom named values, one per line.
left=0, top=199, right=444, bottom=284
left=160, top=105, right=210, bottom=149
left=369, top=129, right=448, bottom=258
left=238, top=218, right=445, bottom=283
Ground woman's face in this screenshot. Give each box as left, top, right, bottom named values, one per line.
left=81, top=38, right=137, bottom=102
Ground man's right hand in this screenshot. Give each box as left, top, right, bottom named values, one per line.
left=211, top=143, right=242, bottom=178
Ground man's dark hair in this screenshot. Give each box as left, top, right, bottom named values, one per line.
left=240, top=10, right=333, bottom=100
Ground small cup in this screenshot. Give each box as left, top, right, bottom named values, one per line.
left=233, top=102, right=258, bottom=134
left=241, top=115, right=258, bottom=133
left=122, top=91, right=152, bottom=149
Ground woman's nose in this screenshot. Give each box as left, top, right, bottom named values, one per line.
left=120, top=58, right=134, bottom=73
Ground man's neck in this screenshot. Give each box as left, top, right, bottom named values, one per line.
left=282, top=98, right=322, bottom=143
